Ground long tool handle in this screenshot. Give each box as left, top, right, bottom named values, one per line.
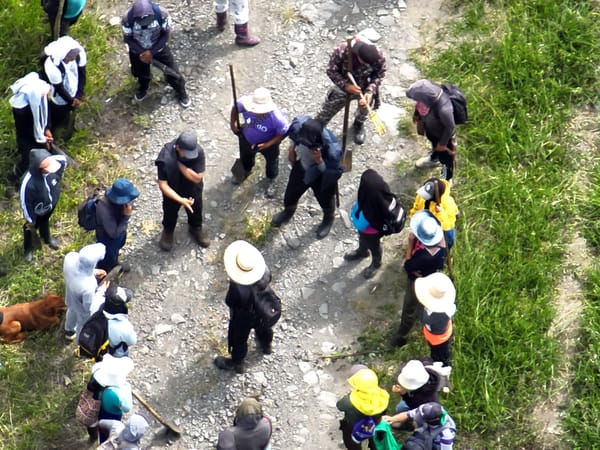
left=229, top=64, right=241, bottom=130
left=132, top=390, right=183, bottom=437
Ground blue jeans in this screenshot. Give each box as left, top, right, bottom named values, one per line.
left=395, top=399, right=410, bottom=414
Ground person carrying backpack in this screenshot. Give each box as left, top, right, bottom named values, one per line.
left=271, top=115, right=343, bottom=239
left=383, top=402, right=456, bottom=450
left=345, top=169, right=406, bottom=279
left=122, top=0, right=190, bottom=107
left=407, top=80, right=459, bottom=181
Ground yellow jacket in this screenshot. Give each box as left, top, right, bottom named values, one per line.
left=409, top=179, right=458, bottom=231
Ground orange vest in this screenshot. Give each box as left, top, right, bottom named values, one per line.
left=423, top=320, right=453, bottom=346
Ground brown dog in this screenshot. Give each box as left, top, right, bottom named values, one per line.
left=0, top=294, right=67, bottom=344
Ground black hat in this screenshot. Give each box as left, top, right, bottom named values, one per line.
left=418, top=402, right=444, bottom=426
left=296, top=119, right=323, bottom=148
left=104, top=285, right=131, bottom=315
left=352, top=42, right=379, bottom=65
left=176, top=132, right=200, bottom=159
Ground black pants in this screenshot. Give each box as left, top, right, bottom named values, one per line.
left=340, top=419, right=376, bottom=450
left=426, top=132, right=456, bottom=181
left=48, top=102, right=72, bottom=135
left=129, top=46, right=186, bottom=96
left=357, top=232, right=383, bottom=263
left=238, top=134, right=279, bottom=179
left=283, top=161, right=336, bottom=212
left=161, top=183, right=203, bottom=231
left=429, top=334, right=453, bottom=366
left=46, top=10, right=81, bottom=37
left=13, top=106, right=40, bottom=175
left=228, top=312, right=273, bottom=363
left=395, top=278, right=422, bottom=340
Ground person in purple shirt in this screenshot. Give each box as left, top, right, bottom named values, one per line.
left=229, top=87, right=288, bottom=198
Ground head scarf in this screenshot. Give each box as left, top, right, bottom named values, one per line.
left=357, top=169, right=397, bottom=230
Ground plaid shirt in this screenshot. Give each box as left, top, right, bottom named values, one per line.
left=325, top=40, right=387, bottom=94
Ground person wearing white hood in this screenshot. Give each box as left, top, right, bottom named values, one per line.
left=9, top=72, right=53, bottom=177
left=63, top=242, right=107, bottom=341
left=41, top=35, right=87, bottom=137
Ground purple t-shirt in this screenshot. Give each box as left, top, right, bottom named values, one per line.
left=237, top=99, right=289, bottom=146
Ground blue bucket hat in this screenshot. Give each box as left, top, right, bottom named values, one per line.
left=106, top=178, right=139, bottom=205
left=410, top=210, right=443, bottom=246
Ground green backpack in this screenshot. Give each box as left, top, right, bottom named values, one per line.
left=372, top=421, right=402, bottom=450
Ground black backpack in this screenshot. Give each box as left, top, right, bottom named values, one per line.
left=440, top=83, right=468, bottom=125
left=404, top=426, right=445, bottom=450
left=77, top=307, right=110, bottom=361
left=381, top=196, right=407, bottom=236
left=252, top=287, right=282, bottom=327
left=77, top=187, right=104, bottom=231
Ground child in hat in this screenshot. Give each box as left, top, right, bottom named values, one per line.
left=97, top=413, right=150, bottom=449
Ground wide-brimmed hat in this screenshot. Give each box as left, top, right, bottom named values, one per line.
left=414, top=272, right=456, bottom=313
left=397, top=360, right=429, bottom=391
left=349, top=386, right=390, bottom=416
left=223, top=240, right=266, bottom=285
left=410, top=210, right=443, bottom=246
left=120, top=413, right=150, bottom=443
left=91, top=354, right=134, bottom=387
left=106, top=178, right=139, bottom=205
left=176, top=131, right=200, bottom=159
left=347, top=368, right=378, bottom=391
left=241, top=88, right=276, bottom=114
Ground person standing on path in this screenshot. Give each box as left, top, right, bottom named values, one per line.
left=19, top=149, right=67, bottom=261
left=229, top=87, right=289, bottom=197
left=9, top=72, right=53, bottom=178
left=315, top=38, right=386, bottom=145
left=95, top=178, right=139, bottom=272
left=390, top=210, right=446, bottom=348
left=155, top=131, right=210, bottom=250
left=122, top=0, right=190, bottom=107
left=216, top=397, right=273, bottom=450
left=41, top=35, right=87, bottom=138
left=214, top=240, right=275, bottom=374
left=270, top=116, right=343, bottom=239
left=42, top=0, right=86, bottom=37
left=407, top=79, right=457, bottom=181
left=214, top=0, right=260, bottom=46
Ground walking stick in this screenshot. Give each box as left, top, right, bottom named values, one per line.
left=53, top=0, right=65, bottom=40
left=228, top=64, right=246, bottom=181
left=340, top=37, right=353, bottom=172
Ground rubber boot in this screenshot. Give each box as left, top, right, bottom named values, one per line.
left=159, top=228, right=174, bottom=251
left=362, top=256, right=382, bottom=279
left=353, top=120, right=366, bottom=145
left=271, top=205, right=296, bottom=227
left=214, top=356, right=245, bottom=374
left=316, top=208, right=335, bottom=239
left=234, top=22, right=260, bottom=47
left=344, top=245, right=369, bottom=261
left=39, top=221, right=59, bottom=250
left=23, top=225, right=34, bottom=263
left=86, top=426, right=98, bottom=443
left=216, top=11, right=227, bottom=31
left=189, top=226, right=210, bottom=248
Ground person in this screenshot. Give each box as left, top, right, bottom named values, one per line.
left=407, top=79, right=457, bottom=181
left=96, top=284, right=137, bottom=358
left=155, top=131, right=210, bottom=250
left=97, top=413, right=150, bottom=450
left=409, top=178, right=458, bottom=249
left=63, top=243, right=107, bottom=340
left=271, top=116, right=343, bottom=239
left=383, top=402, right=456, bottom=450
left=41, top=35, right=87, bottom=137
left=345, top=169, right=400, bottom=279
left=19, top=148, right=67, bottom=261
left=390, top=211, right=446, bottom=348
left=216, top=397, right=272, bottom=450
left=122, top=0, right=190, bottom=107
left=42, top=0, right=86, bottom=37
left=9, top=72, right=53, bottom=177
left=214, top=240, right=274, bottom=374
left=337, top=365, right=390, bottom=450
left=415, top=273, right=456, bottom=366
left=95, top=178, right=139, bottom=272
left=315, top=38, right=386, bottom=145
left=229, top=87, right=289, bottom=197
left=214, top=0, right=260, bottom=46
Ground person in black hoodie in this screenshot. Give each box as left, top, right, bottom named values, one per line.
left=216, top=398, right=272, bottom=450
left=19, top=148, right=67, bottom=261
left=345, top=169, right=399, bottom=279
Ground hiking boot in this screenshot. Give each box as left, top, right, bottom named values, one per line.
left=159, top=228, right=174, bottom=251
left=344, top=249, right=369, bottom=261
left=264, top=179, right=277, bottom=199
left=216, top=11, right=227, bottom=31
left=390, top=334, right=408, bottom=348
left=316, top=209, right=335, bottom=239
left=134, top=88, right=147, bottom=102
left=214, top=356, right=244, bottom=374
left=415, top=155, right=441, bottom=169
left=44, top=236, right=60, bottom=250
left=179, top=94, right=191, bottom=108
left=189, top=226, right=210, bottom=248
left=234, top=23, right=260, bottom=46
left=258, top=341, right=273, bottom=355
left=353, top=120, right=366, bottom=145
left=231, top=171, right=250, bottom=185
left=271, top=206, right=296, bottom=227
left=362, top=262, right=381, bottom=279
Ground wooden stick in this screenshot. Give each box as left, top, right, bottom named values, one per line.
left=132, top=390, right=183, bottom=438
left=54, top=0, right=65, bottom=40
left=316, top=350, right=382, bottom=361
left=340, top=37, right=354, bottom=172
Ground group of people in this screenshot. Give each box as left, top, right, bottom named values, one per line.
left=5, top=1, right=469, bottom=448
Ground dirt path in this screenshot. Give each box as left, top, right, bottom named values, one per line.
left=79, top=0, right=455, bottom=448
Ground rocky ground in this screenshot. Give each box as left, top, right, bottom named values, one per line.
left=81, top=0, right=456, bottom=448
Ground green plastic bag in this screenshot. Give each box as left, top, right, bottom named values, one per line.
left=372, top=420, right=402, bottom=450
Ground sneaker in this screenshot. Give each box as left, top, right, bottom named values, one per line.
left=179, top=94, right=191, bottom=108
left=415, top=155, right=441, bottom=169
left=264, top=180, right=277, bottom=199
left=134, top=89, right=147, bottom=102
left=64, top=330, right=76, bottom=342
left=353, top=121, right=366, bottom=145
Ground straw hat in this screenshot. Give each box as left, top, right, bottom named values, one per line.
left=397, top=360, right=430, bottom=391
left=223, top=240, right=266, bottom=285
left=414, top=272, right=456, bottom=313
left=241, top=88, right=276, bottom=114
left=91, top=354, right=134, bottom=387
left=410, top=210, right=443, bottom=246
